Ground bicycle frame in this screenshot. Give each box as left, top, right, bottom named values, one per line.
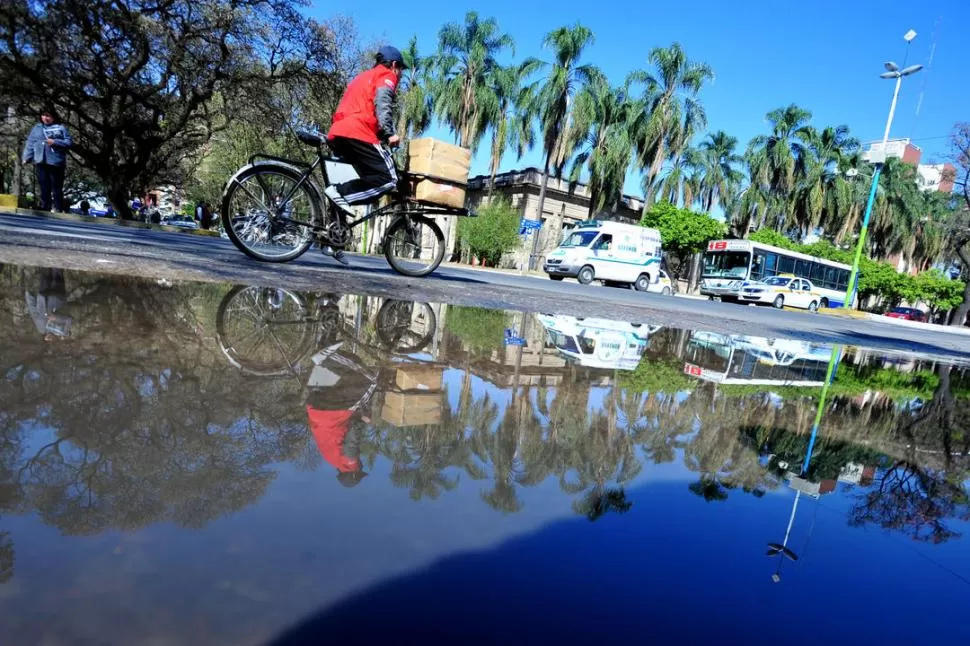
left=246, top=145, right=470, bottom=235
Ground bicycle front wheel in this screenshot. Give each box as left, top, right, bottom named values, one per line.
left=221, top=163, right=321, bottom=262
left=382, top=215, right=445, bottom=277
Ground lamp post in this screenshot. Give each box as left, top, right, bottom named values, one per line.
left=844, top=31, right=923, bottom=309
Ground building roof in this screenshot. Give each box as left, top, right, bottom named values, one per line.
left=467, top=168, right=647, bottom=212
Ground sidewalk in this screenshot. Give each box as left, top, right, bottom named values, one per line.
left=0, top=206, right=221, bottom=237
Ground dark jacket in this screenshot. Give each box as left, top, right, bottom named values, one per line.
left=23, top=122, right=73, bottom=167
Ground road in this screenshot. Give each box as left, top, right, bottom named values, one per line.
left=1, top=210, right=969, bottom=360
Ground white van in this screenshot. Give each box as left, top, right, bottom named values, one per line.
left=543, top=221, right=663, bottom=291
left=536, top=314, right=662, bottom=371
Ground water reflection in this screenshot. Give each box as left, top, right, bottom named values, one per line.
left=1, top=265, right=968, bottom=643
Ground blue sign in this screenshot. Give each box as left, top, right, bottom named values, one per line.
left=518, top=218, right=543, bottom=235
left=504, top=328, right=527, bottom=346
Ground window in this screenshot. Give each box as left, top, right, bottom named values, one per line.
left=764, top=252, right=778, bottom=277
left=750, top=252, right=767, bottom=280
left=593, top=234, right=613, bottom=251
left=777, top=255, right=795, bottom=274
left=836, top=268, right=849, bottom=291
left=809, top=263, right=825, bottom=284
left=702, top=251, right=751, bottom=278
left=562, top=230, right=599, bottom=247
left=794, top=259, right=810, bottom=278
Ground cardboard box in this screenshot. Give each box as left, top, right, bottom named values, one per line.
left=394, top=365, right=443, bottom=392
left=413, top=180, right=466, bottom=208
left=381, top=391, right=442, bottom=427
left=408, top=138, right=470, bottom=208
left=407, top=138, right=471, bottom=182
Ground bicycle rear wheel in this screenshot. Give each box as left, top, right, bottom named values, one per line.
left=382, top=215, right=445, bottom=277
left=221, top=163, right=321, bottom=262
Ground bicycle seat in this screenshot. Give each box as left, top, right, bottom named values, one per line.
left=296, top=128, right=324, bottom=147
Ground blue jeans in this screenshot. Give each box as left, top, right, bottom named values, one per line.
left=36, top=163, right=66, bottom=211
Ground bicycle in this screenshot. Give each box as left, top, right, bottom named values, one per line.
left=215, top=285, right=439, bottom=378
left=220, top=129, right=472, bottom=277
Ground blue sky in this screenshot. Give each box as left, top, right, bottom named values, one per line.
left=309, top=0, right=967, bottom=197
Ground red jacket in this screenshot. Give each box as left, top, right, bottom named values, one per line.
left=307, top=406, right=360, bottom=473
left=328, top=66, right=399, bottom=144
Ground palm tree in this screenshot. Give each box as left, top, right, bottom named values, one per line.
left=650, top=145, right=701, bottom=208
left=696, top=130, right=743, bottom=212
left=528, top=24, right=600, bottom=263
left=628, top=43, right=714, bottom=208
left=794, top=125, right=859, bottom=237
left=567, top=75, right=636, bottom=218
left=480, top=58, right=542, bottom=195
left=431, top=12, right=514, bottom=151
left=745, top=104, right=814, bottom=232
left=396, top=36, right=435, bottom=144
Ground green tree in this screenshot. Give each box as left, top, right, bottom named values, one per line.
left=431, top=11, right=514, bottom=151
left=628, top=43, right=714, bottom=208
left=640, top=201, right=725, bottom=273
left=457, top=199, right=522, bottom=266
left=696, top=130, right=743, bottom=212
left=529, top=24, right=601, bottom=247
left=744, top=104, right=813, bottom=232
left=0, top=0, right=340, bottom=219
left=943, top=123, right=970, bottom=326
left=568, top=75, right=636, bottom=218
left=397, top=36, right=435, bottom=144
left=480, top=59, right=542, bottom=194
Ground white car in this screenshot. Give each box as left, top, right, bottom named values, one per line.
left=739, top=275, right=823, bottom=311
left=646, top=269, right=673, bottom=295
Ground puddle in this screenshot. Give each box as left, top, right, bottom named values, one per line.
left=1, top=264, right=968, bottom=644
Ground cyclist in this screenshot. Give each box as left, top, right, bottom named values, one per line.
left=322, top=45, right=407, bottom=265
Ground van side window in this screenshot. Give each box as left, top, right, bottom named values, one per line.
left=593, top=234, right=612, bottom=251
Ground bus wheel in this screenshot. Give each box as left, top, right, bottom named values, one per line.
left=634, top=274, right=651, bottom=292
left=773, top=295, right=785, bottom=309
left=577, top=266, right=595, bottom=285
left=819, top=298, right=828, bottom=309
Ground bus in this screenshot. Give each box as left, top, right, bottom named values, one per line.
left=699, top=239, right=853, bottom=308
left=682, top=331, right=835, bottom=387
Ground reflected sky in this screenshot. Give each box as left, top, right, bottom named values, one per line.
left=1, top=265, right=968, bottom=645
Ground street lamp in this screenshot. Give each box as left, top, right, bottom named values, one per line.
left=844, top=32, right=923, bottom=309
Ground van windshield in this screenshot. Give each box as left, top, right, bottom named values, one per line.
left=561, top=230, right=600, bottom=248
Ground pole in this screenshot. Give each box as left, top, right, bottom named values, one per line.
left=802, top=345, right=842, bottom=474
left=843, top=76, right=903, bottom=309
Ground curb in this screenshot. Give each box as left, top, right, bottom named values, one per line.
left=820, top=305, right=970, bottom=336
left=0, top=206, right=222, bottom=237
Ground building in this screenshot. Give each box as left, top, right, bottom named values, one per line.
left=916, top=163, right=956, bottom=193
left=466, top=168, right=646, bottom=269
left=862, top=138, right=921, bottom=165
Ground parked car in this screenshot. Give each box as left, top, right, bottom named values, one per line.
left=738, top=275, right=823, bottom=311
left=646, top=269, right=674, bottom=295
left=883, top=307, right=927, bottom=322
left=160, top=215, right=199, bottom=230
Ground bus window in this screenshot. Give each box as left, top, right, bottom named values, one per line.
left=702, top=251, right=751, bottom=278
left=777, top=255, right=795, bottom=274
left=810, top=262, right=825, bottom=285
left=794, top=259, right=810, bottom=277
left=750, top=253, right=767, bottom=280
left=836, top=268, right=849, bottom=291
left=764, top=253, right=778, bottom=277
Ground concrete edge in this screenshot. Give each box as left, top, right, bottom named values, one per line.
left=821, top=305, right=970, bottom=337
left=0, top=206, right=222, bottom=237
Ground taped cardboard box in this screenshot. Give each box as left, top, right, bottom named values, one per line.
left=381, top=391, right=442, bottom=427
left=394, top=365, right=443, bottom=392
left=408, top=138, right=471, bottom=208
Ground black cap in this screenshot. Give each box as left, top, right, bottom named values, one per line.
left=377, top=45, right=407, bottom=69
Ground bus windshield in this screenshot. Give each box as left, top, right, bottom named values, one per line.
left=702, top=251, right=750, bottom=278
left=561, top=230, right=600, bottom=248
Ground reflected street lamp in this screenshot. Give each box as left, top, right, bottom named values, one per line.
left=844, top=31, right=923, bottom=308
